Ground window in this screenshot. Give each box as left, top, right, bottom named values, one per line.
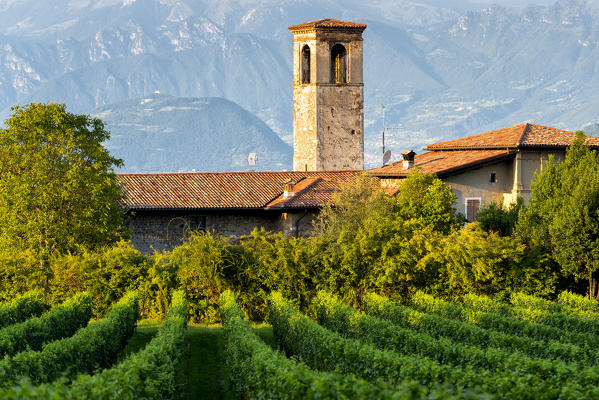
left=489, top=172, right=496, bottom=183
left=465, top=198, right=481, bottom=222
left=301, top=45, right=311, bottom=84
left=331, top=44, right=347, bottom=84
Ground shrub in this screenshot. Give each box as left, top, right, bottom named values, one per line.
left=0, top=292, right=91, bottom=357
left=0, top=291, right=47, bottom=329
left=0, top=292, right=139, bottom=388
left=0, top=291, right=188, bottom=400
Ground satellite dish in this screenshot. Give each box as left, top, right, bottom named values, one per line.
left=383, top=150, right=392, bottom=165
left=248, top=152, right=257, bottom=166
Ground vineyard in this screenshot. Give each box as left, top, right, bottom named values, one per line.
left=0, top=290, right=597, bottom=399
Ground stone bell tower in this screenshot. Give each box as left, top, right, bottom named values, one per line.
left=288, top=19, right=366, bottom=171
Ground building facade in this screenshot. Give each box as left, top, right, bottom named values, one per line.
left=119, top=171, right=360, bottom=253
left=369, top=124, right=599, bottom=221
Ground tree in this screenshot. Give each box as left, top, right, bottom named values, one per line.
left=517, top=132, right=599, bottom=298
left=477, top=197, right=523, bottom=236
left=0, top=103, right=126, bottom=264
left=314, top=170, right=462, bottom=305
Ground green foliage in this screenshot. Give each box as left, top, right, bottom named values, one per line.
left=0, top=291, right=47, bottom=329
left=411, top=291, right=599, bottom=349
left=558, top=290, right=599, bottom=312
left=517, top=132, right=599, bottom=297
left=477, top=197, right=523, bottom=236
left=312, top=171, right=464, bottom=307
left=270, top=291, right=494, bottom=398
left=392, top=170, right=464, bottom=234
left=0, top=250, right=48, bottom=302
left=49, top=241, right=149, bottom=317
left=0, top=292, right=139, bottom=388
left=0, top=103, right=126, bottom=262
left=364, top=292, right=594, bottom=364
left=315, top=174, right=395, bottom=241
left=222, top=290, right=454, bottom=400
left=0, top=291, right=187, bottom=400
left=0, top=292, right=91, bottom=357
left=421, top=223, right=529, bottom=297
left=315, top=291, right=597, bottom=398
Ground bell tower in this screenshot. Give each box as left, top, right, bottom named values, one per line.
left=288, top=19, right=366, bottom=171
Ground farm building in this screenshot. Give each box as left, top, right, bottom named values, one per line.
left=117, top=18, right=599, bottom=252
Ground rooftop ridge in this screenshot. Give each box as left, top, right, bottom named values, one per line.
left=288, top=18, right=367, bottom=32
left=118, top=170, right=362, bottom=177
left=425, top=123, right=599, bottom=151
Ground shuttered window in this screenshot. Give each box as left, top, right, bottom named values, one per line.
left=466, top=198, right=481, bottom=222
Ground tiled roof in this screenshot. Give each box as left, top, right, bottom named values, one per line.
left=368, top=150, right=515, bottom=177
left=118, top=171, right=361, bottom=211
left=288, top=19, right=367, bottom=32
left=426, top=123, right=599, bottom=150
left=266, top=177, right=344, bottom=209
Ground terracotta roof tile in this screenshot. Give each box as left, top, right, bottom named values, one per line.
left=266, top=177, right=345, bottom=209
left=426, top=123, right=599, bottom=150
left=288, top=19, right=367, bottom=32
left=118, top=171, right=361, bottom=211
left=368, top=150, right=515, bottom=177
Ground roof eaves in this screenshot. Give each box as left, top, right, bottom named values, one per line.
left=368, top=151, right=516, bottom=178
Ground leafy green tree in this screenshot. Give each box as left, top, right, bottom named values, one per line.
left=477, top=197, right=523, bottom=236
left=0, top=103, right=126, bottom=264
left=517, top=132, right=599, bottom=298
left=314, top=171, right=462, bottom=305
left=421, top=223, right=526, bottom=298
left=392, top=169, right=464, bottom=234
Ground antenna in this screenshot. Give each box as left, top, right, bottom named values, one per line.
left=381, top=105, right=386, bottom=153
left=381, top=105, right=387, bottom=165
left=383, top=150, right=391, bottom=165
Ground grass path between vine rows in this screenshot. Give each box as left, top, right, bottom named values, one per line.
left=121, top=319, right=276, bottom=400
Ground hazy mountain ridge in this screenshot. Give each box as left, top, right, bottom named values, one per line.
left=93, top=93, right=292, bottom=172
left=1, top=0, right=599, bottom=170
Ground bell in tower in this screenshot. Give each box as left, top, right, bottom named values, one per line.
left=288, top=19, right=366, bottom=171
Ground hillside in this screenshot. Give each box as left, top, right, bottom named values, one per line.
left=1, top=0, right=599, bottom=168
left=93, top=94, right=291, bottom=172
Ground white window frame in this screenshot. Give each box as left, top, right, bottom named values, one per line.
left=465, top=197, right=482, bottom=222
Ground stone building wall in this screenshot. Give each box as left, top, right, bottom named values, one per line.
left=128, top=209, right=319, bottom=254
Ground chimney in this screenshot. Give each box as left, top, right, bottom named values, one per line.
left=283, top=180, right=296, bottom=199
left=402, top=150, right=416, bottom=170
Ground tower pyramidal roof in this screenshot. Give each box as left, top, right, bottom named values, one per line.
left=288, top=18, right=367, bottom=32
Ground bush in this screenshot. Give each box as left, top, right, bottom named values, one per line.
left=0, top=292, right=91, bottom=357
left=222, top=290, right=457, bottom=400
left=0, top=291, right=187, bottom=400
left=50, top=242, right=149, bottom=317
left=477, top=198, right=523, bottom=236
left=0, top=292, right=139, bottom=388
left=0, top=291, right=47, bottom=329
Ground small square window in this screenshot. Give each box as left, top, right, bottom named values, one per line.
left=489, top=172, right=496, bottom=183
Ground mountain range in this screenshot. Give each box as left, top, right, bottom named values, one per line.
left=0, top=0, right=598, bottom=171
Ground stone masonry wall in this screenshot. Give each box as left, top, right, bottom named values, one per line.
left=128, top=210, right=318, bottom=254
left=291, top=28, right=364, bottom=171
